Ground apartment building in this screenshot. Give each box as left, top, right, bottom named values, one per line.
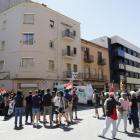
left=81, top=39, right=110, bottom=92
left=91, top=36, right=140, bottom=92
left=0, top=2, right=82, bottom=96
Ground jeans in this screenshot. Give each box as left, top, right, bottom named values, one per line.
left=131, top=108, right=139, bottom=129
left=15, top=107, right=23, bottom=125
left=4, top=106, right=9, bottom=118
left=138, top=103, right=140, bottom=117
left=26, top=104, right=32, bottom=122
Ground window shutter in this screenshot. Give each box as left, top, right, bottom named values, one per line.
left=93, top=68, right=96, bottom=75
left=24, top=14, right=34, bottom=24
left=22, top=58, right=33, bottom=67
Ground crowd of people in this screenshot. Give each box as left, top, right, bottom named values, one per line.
left=0, top=88, right=79, bottom=128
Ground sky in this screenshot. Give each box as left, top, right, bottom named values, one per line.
left=32, top=0, right=140, bottom=47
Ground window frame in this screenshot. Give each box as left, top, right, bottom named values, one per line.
left=1, top=41, right=5, bottom=50
left=93, top=68, right=96, bottom=75
left=74, top=47, right=77, bottom=55
left=73, top=64, right=78, bottom=72
left=73, top=30, right=76, bottom=36
left=3, top=21, right=6, bottom=29
left=0, top=60, right=5, bottom=72
left=21, top=57, right=34, bottom=68
left=49, top=40, right=54, bottom=49
left=49, top=59, right=55, bottom=71
left=22, top=32, right=34, bottom=46
left=50, top=20, right=54, bottom=28
left=23, top=13, right=34, bottom=24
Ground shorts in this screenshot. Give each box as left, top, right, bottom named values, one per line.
left=72, top=104, right=77, bottom=111
left=32, top=108, right=40, bottom=115
left=44, top=106, right=52, bottom=114
left=55, top=106, right=59, bottom=114
left=40, top=105, right=43, bottom=112
left=94, top=103, right=99, bottom=108
left=59, top=108, right=65, bottom=114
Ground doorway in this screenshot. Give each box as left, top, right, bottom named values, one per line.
left=99, top=69, right=102, bottom=79
left=85, top=66, right=90, bottom=79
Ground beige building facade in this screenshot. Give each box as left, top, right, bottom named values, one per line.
left=81, top=39, right=110, bottom=92
left=0, top=2, right=82, bottom=97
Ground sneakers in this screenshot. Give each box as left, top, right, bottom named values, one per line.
left=43, top=122, right=46, bottom=126
left=36, top=122, right=40, bottom=126
left=112, top=138, right=116, bottom=139
left=19, top=124, right=24, bottom=127
left=50, top=122, right=53, bottom=126
left=67, top=121, right=71, bottom=126
left=136, top=128, right=140, bottom=131
left=132, top=128, right=137, bottom=131
left=54, top=124, right=59, bottom=128
left=32, top=122, right=35, bottom=125
left=124, top=130, right=127, bottom=133
left=98, top=134, right=105, bottom=138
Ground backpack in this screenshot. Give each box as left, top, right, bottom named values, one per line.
left=95, top=93, right=100, bottom=104
left=73, top=94, right=78, bottom=105
left=62, top=98, right=69, bottom=109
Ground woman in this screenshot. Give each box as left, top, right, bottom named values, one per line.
left=51, top=91, right=56, bottom=122
left=130, top=92, right=140, bottom=131
left=137, top=92, right=140, bottom=118
left=100, top=91, right=106, bottom=117
left=54, top=91, right=70, bottom=127
left=4, top=93, right=10, bottom=119
left=116, top=93, right=129, bottom=132
left=116, top=92, right=121, bottom=101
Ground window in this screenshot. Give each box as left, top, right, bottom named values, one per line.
left=132, top=61, right=134, bottom=66
left=138, top=53, right=139, bottom=58
left=134, top=51, right=137, bottom=57
left=23, top=34, right=34, bottom=45
left=131, top=50, right=133, bottom=55
left=133, top=73, right=135, bottom=78
left=136, top=62, right=138, bottom=67
left=49, top=41, right=54, bottom=48
left=49, top=60, right=55, bottom=71
left=74, top=48, right=77, bottom=55
left=137, top=73, right=139, bottom=79
left=73, top=31, right=76, bottom=36
left=73, top=64, right=77, bottom=72
left=50, top=20, right=54, bottom=28
left=126, top=72, right=130, bottom=77
left=1, top=41, right=5, bottom=50
left=22, top=58, right=34, bottom=67
left=124, top=59, right=129, bottom=65
left=24, top=14, right=34, bottom=24
left=3, top=21, right=6, bottom=29
left=0, top=60, right=4, bottom=72
left=93, top=68, right=96, bottom=75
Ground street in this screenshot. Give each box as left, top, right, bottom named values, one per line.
left=0, top=106, right=140, bottom=140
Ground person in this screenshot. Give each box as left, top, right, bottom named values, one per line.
left=51, top=91, right=56, bottom=122
left=98, top=92, right=123, bottom=139
left=100, top=91, right=106, bottom=117
left=130, top=92, right=140, bottom=131
left=43, top=89, right=53, bottom=126
left=64, top=89, right=73, bottom=122
left=125, top=89, right=131, bottom=101
left=116, top=93, right=129, bottom=132
left=15, top=90, right=24, bottom=127
left=137, top=92, right=140, bottom=118
left=54, top=91, right=71, bottom=128
left=72, top=89, right=79, bottom=119
left=4, top=93, right=10, bottom=119
left=25, top=90, right=33, bottom=123
left=32, top=90, right=41, bottom=125
left=0, top=94, right=4, bottom=114
left=116, top=90, right=121, bottom=101
left=93, top=89, right=100, bottom=118
left=38, top=89, right=44, bottom=121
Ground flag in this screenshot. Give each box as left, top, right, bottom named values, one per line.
left=1, top=88, right=7, bottom=93
left=10, top=88, right=14, bottom=93
left=120, top=80, right=123, bottom=91
left=65, top=83, right=73, bottom=90
left=110, top=81, right=114, bottom=92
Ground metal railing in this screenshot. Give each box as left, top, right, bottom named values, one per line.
left=98, top=58, right=106, bottom=65
left=63, top=71, right=83, bottom=79
left=84, top=55, right=94, bottom=62
left=62, top=30, right=75, bottom=39
left=62, top=49, right=75, bottom=57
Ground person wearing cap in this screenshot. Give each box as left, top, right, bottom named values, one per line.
left=25, top=90, right=33, bottom=123
left=98, top=92, right=122, bottom=139
left=72, top=89, right=79, bottom=119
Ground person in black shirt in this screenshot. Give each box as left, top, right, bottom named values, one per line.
left=15, top=90, right=24, bottom=127
left=130, top=92, right=139, bottom=131
left=25, top=90, right=33, bottom=123
left=43, top=89, right=53, bottom=126
left=124, top=89, right=131, bottom=101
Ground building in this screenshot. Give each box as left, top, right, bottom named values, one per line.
left=81, top=39, right=110, bottom=93
left=91, top=36, right=140, bottom=92
left=0, top=2, right=82, bottom=96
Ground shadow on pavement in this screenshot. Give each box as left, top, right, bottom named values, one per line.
left=14, top=127, right=24, bottom=131
left=33, top=124, right=42, bottom=129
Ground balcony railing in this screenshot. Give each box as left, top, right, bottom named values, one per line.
left=63, top=71, right=83, bottom=79
left=98, top=58, right=106, bottom=65
left=84, top=73, right=107, bottom=81
left=62, top=30, right=75, bottom=40
left=84, top=55, right=94, bottom=63
left=112, top=62, right=126, bottom=70
left=62, top=49, right=75, bottom=58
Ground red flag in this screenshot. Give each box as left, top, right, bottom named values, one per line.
left=110, top=81, right=114, bottom=92
left=1, top=88, right=7, bottom=93
left=65, top=83, right=73, bottom=90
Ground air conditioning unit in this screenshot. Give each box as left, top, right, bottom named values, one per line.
left=81, top=47, right=86, bottom=51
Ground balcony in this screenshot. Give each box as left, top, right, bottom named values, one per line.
left=111, top=49, right=125, bottom=57
left=98, top=58, right=106, bottom=65
left=62, top=49, right=75, bottom=59
left=63, top=71, right=83, bottom=79
left=112, top=62, right=126, bottom=70
left=62, top=30, right=75, bottom=41
left=84, top=55, right=94, bottom=63
left=84, top=74, right=107, bottom=81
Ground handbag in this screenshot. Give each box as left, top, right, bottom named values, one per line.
left=118, top=107, right=123, bottom=114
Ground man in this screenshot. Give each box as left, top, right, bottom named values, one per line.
left=93, top=89, right=100, bottom=118
left=98, top=92, right=123, bottom=139
left=25, top=90, right=33, bottom=123
left=64, top=89, right=73, bottom=122
left=15, top=90, right=24, bottom=127
left=0, top=94, right=4, bottom=114
left=124, top=89, right=131, bottom=101
left=38, top=89, right=44, bottom=121
left=4, top=93, right=10, bottom=119
left=72, top=89, right=79, bottom=119
left=32, top=90, right=41, bottom=125
left=43, top=89, right=53, bottom=126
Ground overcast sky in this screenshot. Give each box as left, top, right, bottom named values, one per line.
left=32, top=0, right=140, bottom=47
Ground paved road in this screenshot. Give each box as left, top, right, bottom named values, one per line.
left=0, top=106, right=140, bottom=140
